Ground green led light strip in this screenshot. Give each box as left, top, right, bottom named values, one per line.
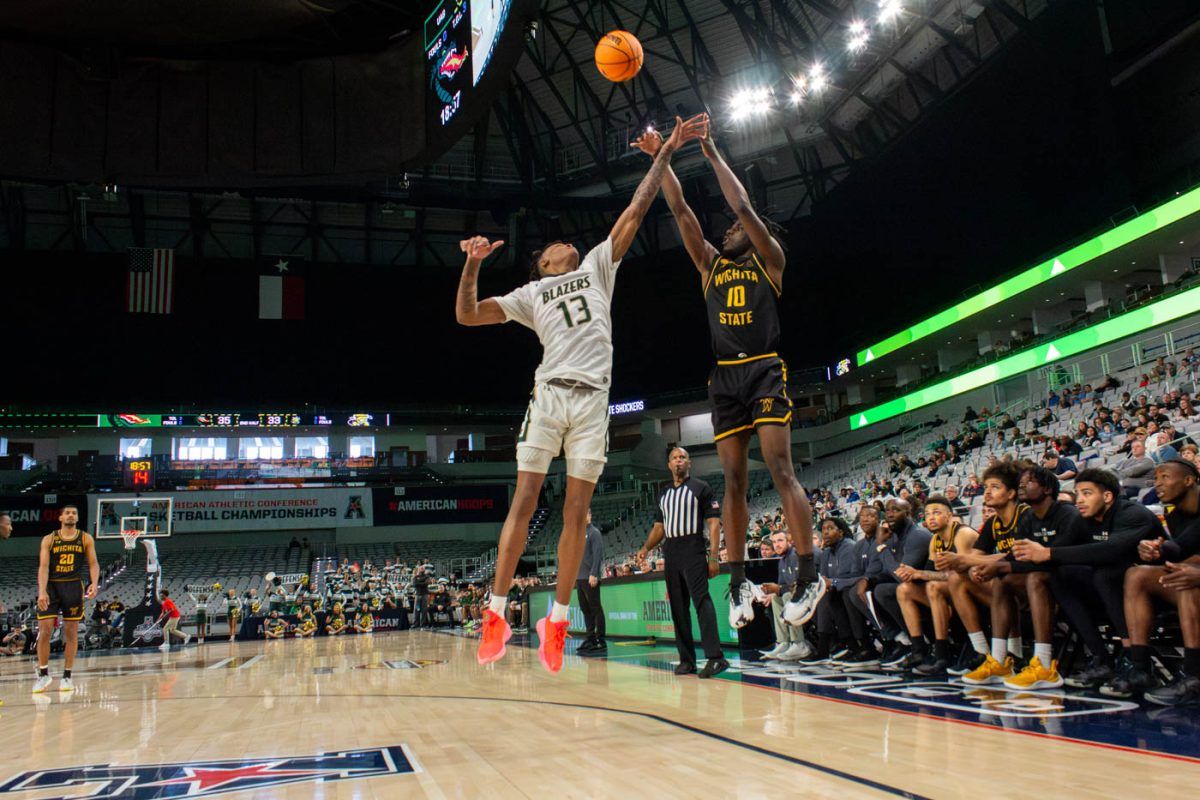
left=855, top=185, right=1200, bottom=368
left=849, top=285, right=1200, bottom=431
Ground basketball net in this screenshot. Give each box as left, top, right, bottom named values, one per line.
left=121, top=529, right=143, bottom=551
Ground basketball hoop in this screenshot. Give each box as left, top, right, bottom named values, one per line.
left=121, top=529, right=143, bottom=551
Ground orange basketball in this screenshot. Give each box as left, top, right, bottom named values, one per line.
left=595, top=30, right=643, bottom=82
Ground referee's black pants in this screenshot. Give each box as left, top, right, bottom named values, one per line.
left=574, top=579, right=605, bottom=638
left=664, top=537, right=723, bottom=665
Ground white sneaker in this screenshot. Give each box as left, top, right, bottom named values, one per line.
left=760, top=643, right=790, bottom=660
left=182, top=633, right=192, bottom=645
left=778, top=641, right=814, bottom=661
left=158, top=642, right=169, bottom=652
left=58, top=677, right=74, bottom=692
left=783, top=575, right=828, bottom=627
left=32, top=675, right=52, bottom=693
left=728, top=580, right=764, bottom=629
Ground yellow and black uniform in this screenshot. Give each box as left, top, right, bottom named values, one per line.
left=975, top=504, right=1031, bottom=556
left=924, top=521, right=960, bottom=570
left=40, top=530, right=87, bottom=621
left=704, top=250, right=791, bottom=441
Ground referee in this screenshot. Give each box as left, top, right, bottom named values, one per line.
left=637, top=447, right=727, bottom=678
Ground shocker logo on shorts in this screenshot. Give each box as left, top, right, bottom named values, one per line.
left=760, top=399, right=774, bottom=414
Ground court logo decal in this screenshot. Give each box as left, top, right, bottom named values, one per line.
left=131, top=617, right=162, bottom=643
left=0, top=744, right=417, bottom=799
left=847, top=682, right=1140, bottom=718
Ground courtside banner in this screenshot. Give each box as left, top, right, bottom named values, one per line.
left=87, top=488, right=372, bottom=533
left=529, top=575, right=739, bottom=646
left=371, top=485, right=509, bottom=525
left=0, top=494, right=88, bottom=537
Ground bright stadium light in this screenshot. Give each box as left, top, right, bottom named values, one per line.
left=847, top=20, right=870, bottom=52
left=878, top=0, right=903, bottom=23
left=729, top=86, right=774, bottom=120
left=808, top=64, right=829, bottom=94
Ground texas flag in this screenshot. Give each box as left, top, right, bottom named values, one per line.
left=259, top=255, right=305, bottom=320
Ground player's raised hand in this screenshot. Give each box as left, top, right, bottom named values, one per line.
left=678, top=112, right=709, bottom=144
left=459, top=236, right=505, bottom=262
left=630, top=127, right=663, bottom=158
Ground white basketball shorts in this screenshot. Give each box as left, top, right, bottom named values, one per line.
left=515, top=382, right=609, bottom=481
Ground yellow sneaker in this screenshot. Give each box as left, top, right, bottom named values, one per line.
left=1002, top=656, right=1063, bottom=691
left=961, top=653, right=1014, bottom=685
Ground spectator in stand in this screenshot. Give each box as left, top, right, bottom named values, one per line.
left=963, top=406, right=978, bottom=422
left=1115, top=438, right=1157, bottom=496
left=758, top=538, right=775, bottom=559
left=1043, top=450, right=1078, bottom=481
left=962, top=475, right=983, bottom=500
left=1148, top=431, right=1180, bottom=465
left=944, top=485, right=968, bottom=517
left=1182, top=443, right=1200, bottom=466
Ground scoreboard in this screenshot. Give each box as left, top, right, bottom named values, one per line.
left=425, top=0, right=518, bottom=134
left=123, top=459, right=154, bottom=489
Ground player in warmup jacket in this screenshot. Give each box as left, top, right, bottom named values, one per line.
left=1012, top=468, right=1164, bottom=697
left=455, top=113, right=708, bottom=672
left=631, top=115, right=824, bottom=631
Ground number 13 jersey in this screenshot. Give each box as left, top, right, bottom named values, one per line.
left=495, top=237, right=621, bottom=389
left=704, top=250, right=782, bottom=359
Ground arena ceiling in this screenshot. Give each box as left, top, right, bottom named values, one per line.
left=0, top=0, right=1049, bottom=268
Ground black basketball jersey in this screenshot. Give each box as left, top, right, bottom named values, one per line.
left=48, top=530, right=85, bottom=581
left=704, top=250, right=782, bottom=359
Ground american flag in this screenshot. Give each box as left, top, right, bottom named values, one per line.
left=127, top=247, right=175, bottom=314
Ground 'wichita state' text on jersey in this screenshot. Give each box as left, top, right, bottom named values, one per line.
left=704, top=251, right=781, bottom=358
left=49, top=531, right=85, bottom=580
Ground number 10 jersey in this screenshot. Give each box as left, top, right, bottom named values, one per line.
left=495, top=237, right=621, bottom=390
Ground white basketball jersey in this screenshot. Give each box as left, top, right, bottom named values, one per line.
left=495, top=237, right=621, bottom=389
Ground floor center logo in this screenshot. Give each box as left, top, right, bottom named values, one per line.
left=0, top=745, right=417, bottom=799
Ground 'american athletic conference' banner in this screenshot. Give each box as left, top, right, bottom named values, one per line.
left=371, top=485, right=509, bottom=526
left=86, top=488, right=373, bottom=533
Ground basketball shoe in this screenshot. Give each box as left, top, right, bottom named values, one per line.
left=32, top=675, right=52, bottom=693
left=58, top=677, right=74, bottom=692
left=782, top=575, right=828, bottom=627
left=536, top=617, right=569, bottom=673
left=728, top=580, right=764, bottom=629
left=476, top=609, right=512, bottom=665
left=1003, top=656, right=1063, bottom=691
left=961, top=654, right=1014, bottom=685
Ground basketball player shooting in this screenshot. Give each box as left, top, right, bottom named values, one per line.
left=456, top=113, right=709, bottom=673
left=33, top=504, right=99, bottom=693
left=632, top=116, right=826, bottom=630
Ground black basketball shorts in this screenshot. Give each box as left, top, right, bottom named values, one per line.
left=708, top=352, right=793, bottom=441
left=39, top=579, right=85, bottom=622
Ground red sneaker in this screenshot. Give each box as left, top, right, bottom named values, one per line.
left=477, top=609, right=512, bottom=665
left=536, top=617, right=570, bottom=673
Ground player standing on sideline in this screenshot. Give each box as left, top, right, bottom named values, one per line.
left=33, top=505, right=99, bottom=693
left=632, top=117, right=825, bottom=629
left=457, top=114, right=709, bottom=672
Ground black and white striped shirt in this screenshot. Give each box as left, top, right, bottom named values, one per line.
left=655, top=477, right=720, bottom=538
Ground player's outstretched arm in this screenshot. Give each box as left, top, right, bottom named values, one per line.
left=610, top=114, right=707, bottom=261
left=700, top=131, right=786, bottom=275
left=631, top=120, right=719, bottom=277
left=455, top=236, right=507, bottom=326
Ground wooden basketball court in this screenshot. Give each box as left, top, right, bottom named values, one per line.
left=0, top=632, right=1195, bottom=798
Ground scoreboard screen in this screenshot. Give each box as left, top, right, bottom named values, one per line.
left=425, top=0, right=520, bottom=133
left=123, top=459, right=154, bottom=489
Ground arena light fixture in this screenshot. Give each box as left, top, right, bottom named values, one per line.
left=855, top=184, right=1200, bottom=367
left=848, top=285, right=1200, bottom=430
left=729, top=86, right=774, bottom=121
left=878, top=0, right=904, bottom=24
left=808, top=64, right=829, bottom=94
left=847, top=20, right=870, bottom=52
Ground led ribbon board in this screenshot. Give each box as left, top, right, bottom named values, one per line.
left=849, top=285, right=1200, bottom=430
left=855, top=186, right=1200, bottom=368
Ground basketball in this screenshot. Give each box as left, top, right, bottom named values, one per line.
left=595, top=30, right=643, bottom=82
